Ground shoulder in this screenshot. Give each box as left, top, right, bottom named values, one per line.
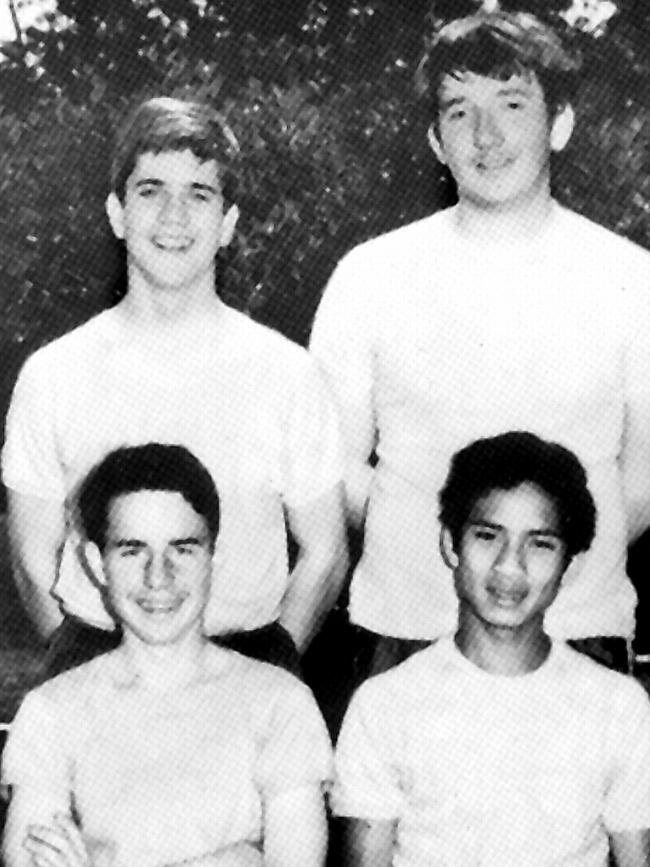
left=556, top=207, right=650, bottom=275
left=554, top=643, right=650, bottom=711
left=26, top=654, right=113, bottom=710
left=221, top=305, right=311, bottom=370
left=225, top=652, right=317, bottom=707
left=335, top=209, right=452, bottom=277
left=17, top=311, right=115, bottom=381
left=351, top=639, right=455, bottom=718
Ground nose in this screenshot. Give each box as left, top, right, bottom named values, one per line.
left=473, top=108, right=504, bottom=149
left=159, top=191, right=189, bottom=226
left=143, top=553, right=174, bottom=590
left=493, top=539, right=525, bottom=579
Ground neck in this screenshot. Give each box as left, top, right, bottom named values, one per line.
left=120, top=266, right=222, bottom=326
left=454, top=185, right=555, bottom=246
left=455, top=609, right=551, bottom=676
left=117, top=629, right=213, bottom=692
left=116, top=280, right=225, bottom=339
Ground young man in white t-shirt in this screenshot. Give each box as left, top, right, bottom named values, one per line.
left=2, top=443, right=332, bottom=867
left=333, top=432, right=650, bottom=867
left=310, top=9, right=650, bottom=680
left=2, top=96, right=348, bottom=677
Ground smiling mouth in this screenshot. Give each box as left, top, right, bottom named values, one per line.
left=488, top=588, right=527, bottom=608
left=476, top=157, right=513, bottom=173
left=136, top=598, right=184, bottom=615
left=152, top=237, right=193, bottom=252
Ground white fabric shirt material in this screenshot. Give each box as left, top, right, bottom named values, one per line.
left=332, top=638, right=650, bottom=867
left=310, top=204, right=650, bottom=639
left=2, top=302, right=343, bottom=633
left=2, top=651, right=333, bottom=867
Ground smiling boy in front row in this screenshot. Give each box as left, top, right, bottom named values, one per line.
left=333, top=432, right=650, bottom=867
left=2, top=444, right=331, bottom=867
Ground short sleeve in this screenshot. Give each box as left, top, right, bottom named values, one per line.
left=254, top=679, right=333, bottom=798
left=603, top=678, right=650, bottom=833
left=279, top=355, right=344, bottom=508
left=309, top=254, right=377, bottom=511
left=2, top=690, right=72, bottom=797
left=2, top=351, right=65, bottom=500
left=331, top=680, right=404, bottom=821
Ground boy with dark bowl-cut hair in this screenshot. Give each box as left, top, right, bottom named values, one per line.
left=311, top=5, right=650, bottom=683
left=333, top=432, right=650, bottom=867
left=3, top=96, right=348, bottom=678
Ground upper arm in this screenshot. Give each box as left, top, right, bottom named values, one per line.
left=6, top=488, right=65, bottom=637
left=610, top=829, right=650, bottom=867
left=285, top=483, right=347, bottom=566
left=340, top=817, right=396, bottom=867
left=620, top=283, right=650, bottom=540
left=263, top=785, right=327, bottom=867
left=7, top=489, right=66, bottom=577
left=310, top=259, right=377, bottom=465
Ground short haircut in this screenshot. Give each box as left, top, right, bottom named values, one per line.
left=438, top=431, right=596, bottom=559
left=77, top=443, right=221, bottom=551
left=416, top=11, right=581, bottom=120
left=110, top=96, right=240, bottom=204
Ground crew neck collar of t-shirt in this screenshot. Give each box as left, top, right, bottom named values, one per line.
left=443, top=200, right=563, bottom=264
left=443, top=634, right=557, bottom=686
left=96, top=296, right=237, bottom=349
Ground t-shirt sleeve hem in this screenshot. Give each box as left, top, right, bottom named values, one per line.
left=329, top=800, right=400, bottom=822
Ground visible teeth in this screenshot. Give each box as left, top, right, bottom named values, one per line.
left=154, top=238, right=191, bottom=250
left=138, top=601, right=180, bottom=614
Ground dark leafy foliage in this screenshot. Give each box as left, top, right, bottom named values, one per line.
left=0, top=0, right=649, bottom=436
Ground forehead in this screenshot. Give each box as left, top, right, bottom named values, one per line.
left=106, top=489, right=208, bottom=540
left=468, top=482, right=561, bottom=533
left=128, top=149, right=222, bottom=188
left=438, top=70, right=544, bottom=105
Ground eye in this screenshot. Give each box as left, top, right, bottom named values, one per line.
left=447, top=108, right=467, bottom=122
left=506, top=100, right=524, bottom=111
left=173, top=544, right=197, bottom=557
left=137, top=185, right=158, bottom=198
left=119, top=547, right=141, bottom=558
left=191, top=189, right=214, bottom=203
left=472, top=528, right=498, bottom=542
left=530, top=538, right=559, bottom=552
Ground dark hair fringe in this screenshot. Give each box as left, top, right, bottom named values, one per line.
left=438, top=431, right=597, bottom=560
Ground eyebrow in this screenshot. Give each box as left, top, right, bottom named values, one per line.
left=112, top=538, right=146, bottom=548
left=133, top=178, right=219, bottom=195
left=439, top=96, right=466, bottom=110
left=469, top=520, right=562, bottom=538
left=497, top=86, right=531, bottom=98
left=170, top=537, right=204, bottom=547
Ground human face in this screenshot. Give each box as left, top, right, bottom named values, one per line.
left=106, top=149, right=238, bottom=294
left=446, top=483, right=568, bottom=632
left=430, top=71, right=572, bottom=211
left=100, top=490, right=214, bottom=646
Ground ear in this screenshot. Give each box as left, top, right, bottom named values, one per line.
left=427, top=123, right=447, bottom=166
left=565, top=549, right=586, bottom=577
left=550, top=103, right=575, bottom=153
left=83, top=541, right=108, bottom=587
left=439, top=526, right=459, bottom=570
left=105, top=192, right=125, bottom=240
left=218, top=204, right=239, bottom=249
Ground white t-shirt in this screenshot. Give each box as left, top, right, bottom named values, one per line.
left=2, top=649, right=332, bottom=867
left=2, top=301, right=343, bottom=633
left=310, top=203, right=650, bottom=640
left=333, top=637, right=650, bottom=867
